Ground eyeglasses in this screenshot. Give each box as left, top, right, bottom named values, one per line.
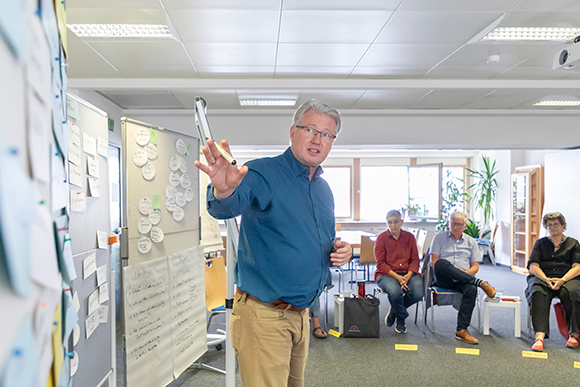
left=295, top=125, right=336, bottom=143
left=547, top=222, right=562, bottom=228
left=451, top=222, right=466, bottom=228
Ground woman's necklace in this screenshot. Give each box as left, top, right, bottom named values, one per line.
left=549, top=235, right=566, bottom=250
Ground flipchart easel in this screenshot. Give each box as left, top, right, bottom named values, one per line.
left=194, top=96, right=238, bottom=387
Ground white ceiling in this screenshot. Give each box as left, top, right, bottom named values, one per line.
left=67, top=0, right=580, bottom=112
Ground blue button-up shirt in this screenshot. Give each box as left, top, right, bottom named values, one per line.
left=430, top=231, right=481, bottom=271
left=206, top=148, right=335, bottom=308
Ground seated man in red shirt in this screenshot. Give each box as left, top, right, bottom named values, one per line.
left=374, top=210, right=423, bottom=334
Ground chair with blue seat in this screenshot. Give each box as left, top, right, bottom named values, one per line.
left=422, top=249, right=480, bottom=334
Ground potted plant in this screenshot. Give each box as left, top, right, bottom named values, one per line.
left=466, top=156, right=499, bottom=232
left=436, top=171, right=471, bottom=232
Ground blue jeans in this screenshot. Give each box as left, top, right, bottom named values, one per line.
left=377, top=273, right=423, bottom=320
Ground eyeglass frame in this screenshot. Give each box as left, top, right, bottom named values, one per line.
left=294, top=125, right=337, bottom=142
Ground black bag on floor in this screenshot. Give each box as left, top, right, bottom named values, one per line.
left=342, top=295, right=380, bottom=338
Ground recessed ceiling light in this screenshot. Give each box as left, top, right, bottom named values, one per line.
left=238, top=99, right=297, bottom=107
left=482, top=27, right=580, bottom=41
left=532, top=100, right=580, bottom=106
left=67, top=24, right=174, bottom=38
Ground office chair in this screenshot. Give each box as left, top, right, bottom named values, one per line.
left=204, top=256, right=227, bottom=349
left=475, top=221, right=498, bottom=267
left=422, top=249, right=480, bottom=334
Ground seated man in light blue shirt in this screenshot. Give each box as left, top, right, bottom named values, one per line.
left=430, top=211, right=496, bottom=344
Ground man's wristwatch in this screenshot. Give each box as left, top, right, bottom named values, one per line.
left=561, top=277, right=567, bottom=283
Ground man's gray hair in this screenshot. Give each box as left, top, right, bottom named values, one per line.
left=449, top=211, right=468, bottom=223
left=292, top=99, right=342, bottom=135
left=386, top=210, right=402, bottom=221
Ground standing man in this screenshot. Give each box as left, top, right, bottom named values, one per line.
left=194, top=99, right=352, bottom=387
left=430, top=211, right=496, bottom=344
left=374, top=209, right=423, bottom=334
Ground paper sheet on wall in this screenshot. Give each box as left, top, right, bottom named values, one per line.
left=0, top=141, right=34, bottom=297
left=98, top=305, right=109, bottom=324
left=97, top=230, right=108, bottom=249
left=51, top=144, right=69, bottom=212
left=83, top=252, right=97, bottom=279
left=62, top=290, right=79, bottom=346
left=30, top=200, right=61, bottom=291
left=0, top=317, right=40, bottom=387
left=83, top=133, right=96, bottom=156
left=68, top=162, right=82, bottom=187
left=168, top=246, right=207, bottom=377
left=0, top=0, right=27, bottom=61
left=87, top=155, right=99, bottom=178
left=99, top=283, right=109, bottom=304
left=67, top=97, right=79, bottom=120
left=70, top=190, right=86, bottom=212
left=26, top=9, right=51, bottom=103
left=34, top=287, right=61, bottom=384
left=85, top=310, right=98, bottom=339
left=88, top=177, right=100, bottom=197
left=96, top=265, right=107, bottom=286
left=88, top=289, right=99, bottom=316
left=98, top=137, right=108, bottom=158
left=124, top=256, right=173, bottom=387
left=27, top=90, right=51, bottom=183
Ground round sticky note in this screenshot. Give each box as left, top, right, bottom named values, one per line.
left=133, top=149, right=148, bottom=167
left=176, top=139, right=187, bottom=155
left=149, top=209, right=162, bottom=225
left=176, top=192, right=186, bottom=207
left=179, top=160, right=188, bottom=173
left=166, top=185, right=177, bottom=199
left=138, top=217, right=152, bottom=234
left=173, top=206, right=185, bottom=221
left=150, top=227, right=164, bottom=243
left=138, top=237, right=152, bottom=254
left=142, top=162, right=156, bottom=180
left=169, top=171, right=180, bottom=187
left=144, top=143, right=158, bottom=160
left=139, top=197, right=152, bottom=215
left=185, top=187, right=194, bottom=202
left=166, top=197, right=176, bottom=212
left=180, top=174, right=191, bottom=189
left=169, top=155, right=182, bottom=171
left=135, top=128, right=150, bottom=146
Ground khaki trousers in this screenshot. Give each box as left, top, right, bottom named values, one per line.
left=231, top=291, right=310, bottom=387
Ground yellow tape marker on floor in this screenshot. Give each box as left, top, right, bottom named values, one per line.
left=395, top=344, right=418, bottom=351
left=456, top=348, right=480, bottom=355
left=328, top=329, right=341, bottom=338
left=522, top=351, right=548, bottom=359
left=574, top=361, right=580, bottom=369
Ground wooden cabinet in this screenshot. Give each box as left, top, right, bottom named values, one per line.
left=511, top=165, right=544, bottom=275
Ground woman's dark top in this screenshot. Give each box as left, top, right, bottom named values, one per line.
left=527, top=236, right=580, bottom=277
left=526, top=236, right=580, bottom=303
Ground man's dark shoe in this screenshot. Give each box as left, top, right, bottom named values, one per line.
left=456, top=329, right=478, bottom=344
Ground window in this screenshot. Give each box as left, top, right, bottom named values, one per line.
left=360, top=165, right=440, bottom=221
left=441, top=166, right=466, bottom=216
left=322, top=167, right=351, bottom=218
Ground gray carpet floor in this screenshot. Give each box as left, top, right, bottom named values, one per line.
left=116, top=263, right=580, bottom=387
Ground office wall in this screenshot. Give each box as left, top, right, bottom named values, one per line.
left=123, top=109, right=580, bottom=149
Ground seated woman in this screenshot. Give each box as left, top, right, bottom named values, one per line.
left=526, top=212, right=580, bottom=351
left=374, top=210, right=423, bottom=334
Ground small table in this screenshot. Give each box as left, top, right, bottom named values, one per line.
left=483, top=297, right=521, bottom=338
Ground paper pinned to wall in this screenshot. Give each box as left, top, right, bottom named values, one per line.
left=82, top=252, right=97, bottom=279
left=30, top=200, right=61, bottom=291
left=88, top=177, right=100, bottom=197
left=0, top=141, right=33, bottom=297
left=0, top=317, right=40, bottom=387
left=70, top=190, right=86, bottom=212
left=88, top=289, right=99, bottom=316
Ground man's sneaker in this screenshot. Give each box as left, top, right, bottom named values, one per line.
left=385, top=305, right=396, bottom=327
left=395, top=318, right=407, bottom=334
left=480, top=281, right=496, bottom=298
left=455, top=329, right=478, bottom=344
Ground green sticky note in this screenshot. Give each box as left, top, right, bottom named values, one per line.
left=152, top=195, right=161, bottom=209
left=150, top=129, right=158, bottom=145
left=186, top=143, right=191, bottom=156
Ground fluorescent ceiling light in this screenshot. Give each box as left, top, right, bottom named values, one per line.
left=238, top=99, right=297, bottom=107
left=482, top=27, right=580, bottom=41
left=532, top=100, right=580, bottom=106
left=67, top=24, right=174, bottom=38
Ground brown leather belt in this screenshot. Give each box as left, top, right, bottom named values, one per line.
left=236, top=288, right=305, bottom=313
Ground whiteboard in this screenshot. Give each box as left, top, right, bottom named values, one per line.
left=121, top=118, right=200, bottom=265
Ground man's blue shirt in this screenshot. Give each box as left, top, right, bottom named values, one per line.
left=206, top=148, right=335, bottom=308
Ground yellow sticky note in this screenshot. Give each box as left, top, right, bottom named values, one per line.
left=395, top=344, right=418, bottom=351
left=522, top=351, right=548, bottom=359
left=328, top=329, right=341, bottom=338
left=456, top=348, right=480, bottom=355
left=574, top=361, right=580, bottom=369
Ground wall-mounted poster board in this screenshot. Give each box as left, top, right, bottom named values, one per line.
left=121, top=118, right=205, bottom=387
left=66, top=94, right=115, bottom=387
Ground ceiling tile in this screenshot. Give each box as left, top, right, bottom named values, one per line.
left=282, top=0, right=400, bottom=10
left=163, top=0, right=280, bottom=10
left=168, top=10, right=280, bottom=43
left=374, top=12, right=504, bottom=44
left=415, top=90, right=493, bottom=109
left=86, top=40, right=193, bottom=67
left=358, top=44, right=458, bottom=68
left=68, top=0, right=162, bottom=8
left=279, top=10, right=394, bottom=43
left=66, top=8, right=165, bottom=24
left=114, top=65, right=198, bottom=78
left=276, top=43, right=368, bottom=66
left=351, top=89, right=432, bottom=109
left=97, top=90, right=184, bottom=109
left=398, top=0, right=522, bottom=12
left=183, top=43, right=277, bottom=66
left=171, top=90, right=239, bottom=109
